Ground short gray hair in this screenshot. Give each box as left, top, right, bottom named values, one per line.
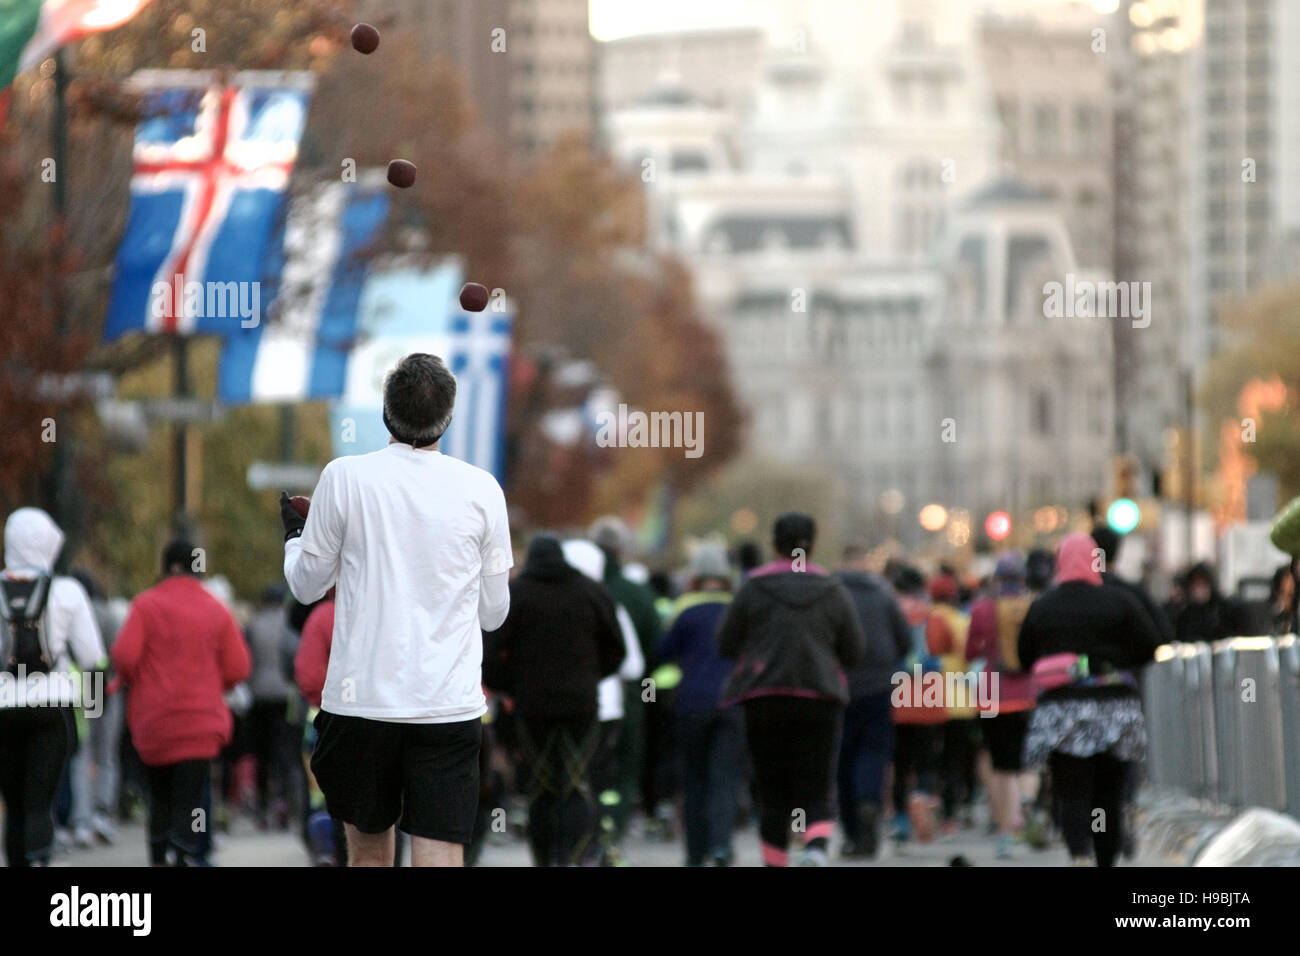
left=382, top=353, right=456, bottom=447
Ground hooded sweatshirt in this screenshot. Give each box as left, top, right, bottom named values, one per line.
left=562, top=540, right=645, bottom=722
left=834, top=571, right=911, bottom=700
left=1016, top=533, right=1161, bottom=702
left=111, top=573, right=251, bottom=765
left=482, top=536, right=625, bottom=721
left=1, top=508, right=104, bottom=708
left=716, top=559, right=865, bottom=705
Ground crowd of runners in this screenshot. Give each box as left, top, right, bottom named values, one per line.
left=1, top=354, right=1287, bottom=868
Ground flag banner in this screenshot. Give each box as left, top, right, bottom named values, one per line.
left=1, top=0, right=155, bottom=90
left=102, top=69, right=312, bottom=340
left=329, top=259, right=513, bottom=483
left=217, top=177, right=390, bottom=402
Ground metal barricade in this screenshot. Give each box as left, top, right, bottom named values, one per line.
left=1227, top=637, right=1287, bottom=811
left=1211, top=641, right=1239, bottom=806
left=1277, top=635, right=1300, bottom=818
left=1183, top=642, right=1218, bottom=799
left=1144, top=636, right=1298, bottom=819
left=1142, top=645, right=1180, bottom=789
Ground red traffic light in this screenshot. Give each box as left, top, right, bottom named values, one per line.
left=985, top=511, right=1011, bottom=541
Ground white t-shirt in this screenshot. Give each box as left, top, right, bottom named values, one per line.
left=284, top=444, right=512, bottom=723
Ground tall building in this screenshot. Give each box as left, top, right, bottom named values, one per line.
left=601, top=3, right=1115, bottom=544
left=977, top=3, right=1115, bottom=272
left=599, top=27, right=765, bottom=119
left=743, top=0, right=998, bottom=263
left=1109, top=0, right=1195, bottom=479
left=387, top=0, right=595, bottom=158
left=1190, top=0, right=1300, bottom=368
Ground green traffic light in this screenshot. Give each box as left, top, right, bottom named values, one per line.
left=1107, top=498, right=1140, bottom=534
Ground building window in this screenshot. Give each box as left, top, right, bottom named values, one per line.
left=1033, top=390, right=1052, bottom=435
left=997, top=96, right=1018, bottom=153
left=893, top=77, right=912, bottom=112
left=1075, top=104, right=1099, bottom=155
left=1033, top=104, right=1059, bottom=157
left=926, top=77, right=945, bottom=114
left=1090, top=386, right=1106, bottom=436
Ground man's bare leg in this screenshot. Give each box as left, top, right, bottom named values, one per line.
left=411, top=836, right=463, bottom=867
left=346, top=824, right=395, bottom=866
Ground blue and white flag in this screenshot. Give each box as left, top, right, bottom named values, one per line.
left=103, top=70, right=312, bottom=340
left=217, top=179, right=389, bottom=402
left=330, top=260, right=513, bottom=482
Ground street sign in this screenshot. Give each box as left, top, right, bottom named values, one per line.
left=35, top=371, right=115, bottom=401
left=247, top=461, right=320, bottom=491
left=140, top=398, right=227, bottom=423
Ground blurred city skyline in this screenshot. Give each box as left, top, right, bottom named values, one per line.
left=589, top=0, right=1130, bottom=41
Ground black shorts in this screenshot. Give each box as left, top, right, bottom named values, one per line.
left=310, top=710, right=482, bottom=844
left=981, top=710, right=1031, bottom=772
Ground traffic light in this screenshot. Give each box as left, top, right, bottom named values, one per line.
left=1107, top=498, right=1141, bottom=534
left=985, top=511, right=1011, bottom=541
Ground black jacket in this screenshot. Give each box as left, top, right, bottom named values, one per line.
left=482, top=537, right=625, bottom=720
left=1018, top=580, right=1161, bottom=701
left=1174, top=596, right=1247, bottom=645
left=1102, top=571, right=1173, bottom=645
left=836, top=571, right=911, bottom=699
left=717, top=570, right=865, bottom=705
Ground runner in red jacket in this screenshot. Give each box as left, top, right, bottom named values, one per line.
left=112, top=540, right=250, bottom=865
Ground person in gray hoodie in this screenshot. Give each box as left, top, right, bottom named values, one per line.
left=834, top=542, right=911, bottom=858
left=716, top=513, right=865, bottom=866
left=0, top=508, right=104, bottom=866
left=245, top=584, right=301, bottom=830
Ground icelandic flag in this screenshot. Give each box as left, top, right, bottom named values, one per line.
left=102, top=71, right=311, bottom=340
left=217, top=179, right=389, bottom=402
left=329, top=260, right=513, bottom=483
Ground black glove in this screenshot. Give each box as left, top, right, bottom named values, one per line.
left=279, top=491, right=306, bottom=542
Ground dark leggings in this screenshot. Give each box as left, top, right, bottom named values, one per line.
left=941, top=719, right=979, bottom=821
left=146, top=759, right=209, bottom=865
left=1049, top=751, right=1128, bottom=867
left=517, top=716, right=600, bottom=866
left=681, top=707, right=743, bottom=864
left=0, top=706, right=73, bottom=866
left=247, top=698, right=297, bottom=816
left=836, top=690, right=895, bottom=839
left=742, top=697, right=840, bottom=858
left=892, top=723, right=942, bottom=811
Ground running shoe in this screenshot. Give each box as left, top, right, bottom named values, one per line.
left=890, top=811, right=912, bottom=842
left=91, top=812, right=116, bottom=845
left=797, top=847, right=829, bottom=867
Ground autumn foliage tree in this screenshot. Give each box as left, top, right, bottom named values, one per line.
left=1204, top=284, right=1300, bottom=501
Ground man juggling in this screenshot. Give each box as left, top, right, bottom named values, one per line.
left=281, top=353, right=512, bottom=868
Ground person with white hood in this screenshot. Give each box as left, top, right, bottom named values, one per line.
left=561, top=538, right=644, bottom=864
left=0, top=507, right=104, bottom=866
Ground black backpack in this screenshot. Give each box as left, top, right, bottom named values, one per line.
left=0, top=574, right=53, bottom=675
